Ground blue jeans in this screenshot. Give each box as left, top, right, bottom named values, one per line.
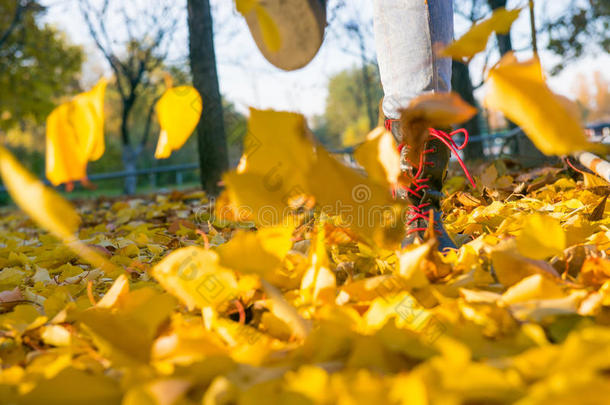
left=373, top=0, right=454, bottom=119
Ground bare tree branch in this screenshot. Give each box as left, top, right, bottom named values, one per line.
left=0, top=0, right=34, bottom=49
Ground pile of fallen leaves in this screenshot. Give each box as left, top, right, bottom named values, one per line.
left=2, top=156, right=610, bottom=404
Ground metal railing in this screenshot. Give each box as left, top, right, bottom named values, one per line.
left=1, top=128, right=531, bottom=195
left=0, top=162, right=200, bottom=194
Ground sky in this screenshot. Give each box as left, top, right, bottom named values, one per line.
left=42, top=0, right=610, bottom=120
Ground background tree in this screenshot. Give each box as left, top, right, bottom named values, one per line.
left=187, top=0, right=228, bottom=196
left=79, top=0, right=181, bottom=194
left=0, top=0, right=83, bottom=132
left=315, top=64, right=383, bottom=148
left=542, top=0, right=609, bottom=74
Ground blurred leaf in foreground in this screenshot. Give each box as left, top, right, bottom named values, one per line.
left=485, top=53, right=608, bottom=156
left=440, top=8, right=521, bottom=61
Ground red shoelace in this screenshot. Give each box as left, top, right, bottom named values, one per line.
left=395, top=127, right=477, bottom=234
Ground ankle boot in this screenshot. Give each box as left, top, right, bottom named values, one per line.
left=385, top=119, right=476, bottom=251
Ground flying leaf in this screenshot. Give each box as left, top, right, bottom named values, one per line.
left=223, top=108, right=315, bottom=219
left=399, top=92, right=477, bottom=170
left=46, top=78, right=107, bottom=186
left=155, top=86, right=202, bottom=159
left=0, top=146, right=80, bottom=240
left=440, top=8, right=521, bottom=60
left=485, top=54, right=607, bottom=156
left=0, top=146, right=120, bottom=274
left=354, top=127, right=400, bottom=187
left=307, top=147, right=406, bottom=249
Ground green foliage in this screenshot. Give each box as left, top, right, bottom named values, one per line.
left=316, top=64, right=383, bottom=148
left=0, top=0, right=83, bottom=130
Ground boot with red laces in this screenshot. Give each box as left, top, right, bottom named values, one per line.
left=385, top=119, right=476, bottom=250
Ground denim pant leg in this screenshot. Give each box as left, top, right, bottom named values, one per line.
left=374, top=0, right=454, bottom=119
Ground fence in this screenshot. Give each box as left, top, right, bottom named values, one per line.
left=0, top=128, right=527, bottom=196
left=0, top=163, right=200, bottom=194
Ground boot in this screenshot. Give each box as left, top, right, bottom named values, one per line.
left=385, top=119, right=476, bottom=251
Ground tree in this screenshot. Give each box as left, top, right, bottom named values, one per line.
left=542, top=0, right=610, bottom=74
left=79, top=0, right=181, bottom=194
left=574, top=71, right=610, bottom=123
left=0, top=0, right=83, bottom=131
left=328, top=1, right=378, bottom=132
left=320, top=64, right=383, bottom=147
left=187, top=0, right=229, bottom=196
left=452, top=61, right=484, bottom=161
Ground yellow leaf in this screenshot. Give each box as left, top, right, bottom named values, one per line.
left=502, top=274, right=566, bottom=305
left=396, top=240, right=432, bottom=289
left=40, top=325, right=71, bottom=347
left=440, top=8, right=521, bottom=60
left=1, top=146, right=80, bottom=240
left=284, top=366, right=329, bottom=403
left=490, top=240, right=561, bottom=287
left=223, top=108, right=315, bottom=219
left=235, top=0, right=257, bottom=15
left=390, top=374, right=428, bottom=405
left=400, top=92, right=477, bottom=166
left=354, top=127, right=400, bottom=187
left=307, top=147, right=406, bottom=249
left=0, top=146, right=119, bottom=274
left=152, top=247, right=238, bottom=310
left=46, top=78, right=107, bottom=186
left=261, top=279, right=310, bottom=340
left=78, top=287, right=176, bottom=365
left=225, top=109, right=405, bottom=248
left=479, top=164, right=498, bottom=188
left=516, top=213, right=566, bottom=260
left=95, top=274, right=129, bottom=308
left=300, top=228, right=336, bottom=304
left=583, top=172, right=608, bottom=188
left=155, top=86, right=202, bottom=159
left=216, top=224, right=294, bottom=279
left=19, top=367, right=121, bottom=405
left=485, top=54, right=607, bottom=156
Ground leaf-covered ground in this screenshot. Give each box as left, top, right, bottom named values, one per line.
left=2, top=161, right=610, bottom=405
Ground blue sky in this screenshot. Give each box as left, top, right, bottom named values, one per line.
left=42, top=0, right=610, bottom=119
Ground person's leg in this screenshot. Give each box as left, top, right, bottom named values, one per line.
left=374, top=0, right=459, bottom=250
left=373, top=0, right=453, bottom=120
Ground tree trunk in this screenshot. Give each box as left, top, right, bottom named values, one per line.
left=122, top=146, right=139, bottom=195
left=488, top=0, right=513, bottom=55
left=451, top=61, right=484, bottom=161
left=187, top=0, right=228, bottom=196
left=120, top=94, right=138, bottom=194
